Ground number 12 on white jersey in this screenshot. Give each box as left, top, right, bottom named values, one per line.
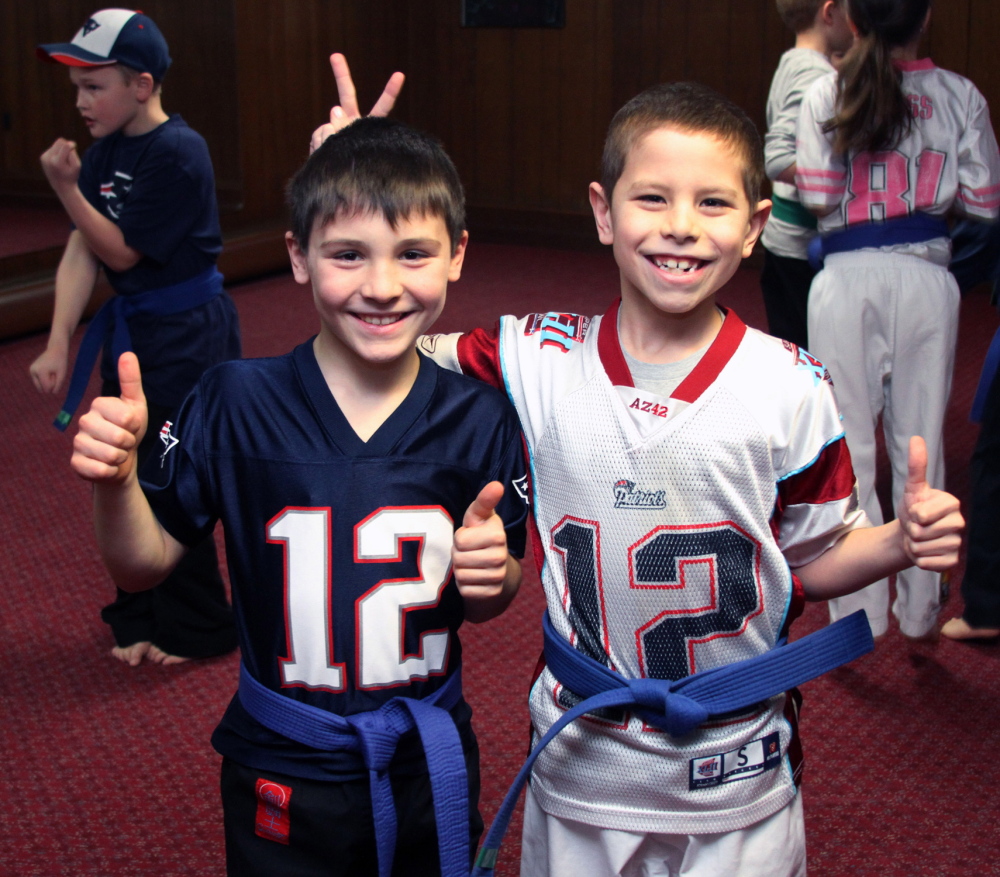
left=266, top=506, right=454, bottom=692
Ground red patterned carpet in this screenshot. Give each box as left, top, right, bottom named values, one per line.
left=1, top=242, right=998, bottom=876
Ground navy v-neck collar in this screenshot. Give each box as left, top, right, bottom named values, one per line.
left=597, top=299, right=747, bottom=403
left=293, top=339, right=437, bottom=457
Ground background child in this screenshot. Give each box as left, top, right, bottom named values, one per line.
left=70, top=116, right=529, bottom=876
left=31, top=8, right=241, bottom=665
left=414, top=82, right=964, bottom=876
left=760, top=0, right=854, bottom=348
left=796, top=0, right=1000, bottom=639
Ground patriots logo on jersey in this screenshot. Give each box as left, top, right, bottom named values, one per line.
left=513, top=473, right=530, bottom=503
left=525, top=312, right=591, bottom=353
left=613, top=479, right=666, bottom=509
left=158, top=420, right=179, bottom=467
left=81, top=18, right=101, bottom=36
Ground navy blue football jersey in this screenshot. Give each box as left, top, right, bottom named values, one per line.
left=142, top=340, right=529, bottom=779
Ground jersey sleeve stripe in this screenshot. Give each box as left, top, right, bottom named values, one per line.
left=457, top=325, right=505, bottom=389
left=776, top=435, right=856, bottom=508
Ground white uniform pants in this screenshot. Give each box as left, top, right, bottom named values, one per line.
left=519, top=786, right=806, bottom=877
left=807, top=250, right=959, bottom=637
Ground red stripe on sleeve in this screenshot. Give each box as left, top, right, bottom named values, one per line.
left=779, top=436, right=857, bottom=510
left=456, top=325, right=505, bottom=389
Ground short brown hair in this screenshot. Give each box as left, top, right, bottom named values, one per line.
left=600, top=81, right=765, bottom=208
left=286, top=117, right=465, bottom=252
left=776, top=0, right=827, bottom=33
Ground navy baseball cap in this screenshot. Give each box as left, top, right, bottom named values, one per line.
left=36, top=9, right=172, bottom=82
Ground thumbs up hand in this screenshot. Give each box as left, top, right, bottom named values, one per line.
left=897, top=436, right=964, bottom=571
left=453, top=481, right=521, bottom=620
left=71, top=352, right=149, bottom=484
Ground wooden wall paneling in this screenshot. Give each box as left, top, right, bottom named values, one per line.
left=508, top=26, right=548, bottom=210
left=681, top=0, right=732, bottom=95
left=552, top=0, right=607, bottom=213
left=232, top=0, right=323, bottom=223
left=1, top=1, right=95, bottom=196
left=926, top=0, right=970, bottom=78
left=968, top=0, right=1000, bottom=133
left=471, top=27, right=517, bottom=208
left=724, top=0, right=770, bottom=134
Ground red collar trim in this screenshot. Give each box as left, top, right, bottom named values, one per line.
left=893, top=58, right=935, bottom=72
left=596, top=301, right=747, bottom=403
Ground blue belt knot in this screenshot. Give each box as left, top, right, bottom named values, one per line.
left=345, top=704, right=415, bottom=772
left=626, top=678, right=709, bottom=737
left=471, top=609, right=873, bottom=876
left=237, top=663, right=470, bottom=877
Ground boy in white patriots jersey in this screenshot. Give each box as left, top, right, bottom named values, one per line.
left=422, top=83, right=964, bottom=876
left=313, top=71, right=964, bottom=876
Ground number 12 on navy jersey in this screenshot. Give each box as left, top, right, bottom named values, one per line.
left=266, top=506, right=454, bottom=692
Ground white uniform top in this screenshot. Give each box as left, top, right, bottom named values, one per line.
left=796, top=60, right=1000, bottom=247
left=761, top=48, right=835, bottom=259
left=420, top=305, right=867, bottom=834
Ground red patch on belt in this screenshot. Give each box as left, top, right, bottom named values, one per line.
left=254, top=778, right=292, bottom=845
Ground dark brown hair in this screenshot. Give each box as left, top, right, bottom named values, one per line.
left=823, top=0, right=931, bottom=154
left=601, top=81, right=765, bottom=207
left=286, top=117, right=465, bottom=252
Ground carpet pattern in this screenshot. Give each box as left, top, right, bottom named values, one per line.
left=1, top=242, right=998, bottom=876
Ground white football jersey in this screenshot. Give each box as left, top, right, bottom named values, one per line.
left=420, top=304, right=867, bottom=833
left=796, top=61, right=1000, bottom=234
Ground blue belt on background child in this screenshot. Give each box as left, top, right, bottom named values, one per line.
left=807, top=213, right=950, bottom=270
left=471, top=609, right=873, bottom=876
left=53, top=266, right=225, bottom=430
left=237, top=663, right=470, bottom=877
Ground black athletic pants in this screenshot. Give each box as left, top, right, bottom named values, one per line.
left=220, top=747, right=484, bottom=877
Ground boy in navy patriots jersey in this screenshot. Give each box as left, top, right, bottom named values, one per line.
left=70, top=116, right=529, bottom=877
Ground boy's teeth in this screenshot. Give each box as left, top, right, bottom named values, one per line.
left=359, top=314, right=403, bottom=325
left=653, top=257, right=699, bottom=272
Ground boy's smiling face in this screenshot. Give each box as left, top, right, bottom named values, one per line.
left=590, top=124, right=769, bottom=325
left=287, top=210, right=467, bottom=374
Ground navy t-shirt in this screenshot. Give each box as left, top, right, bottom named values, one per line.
left=142, top=344, right=530, bottom=780
left=78, top=115, right=238, bottom=407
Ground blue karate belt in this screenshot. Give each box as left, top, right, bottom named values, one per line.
left=53, top=266, right=225, bottom=431
left=237, top=663, right=471, bottom=877
left=471, top=609, right=873, bottom=876
left=807, top=213, right=950, bottom=270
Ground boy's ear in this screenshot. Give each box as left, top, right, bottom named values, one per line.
left=742, top=199, right=772, bottom=258
left=448, top=230, right=470, bottom=283
left=589, top=182, right=615, bottom=246
left=285, top=231, right=311, bottom=285
left=134, top=72, right=156, bottom=101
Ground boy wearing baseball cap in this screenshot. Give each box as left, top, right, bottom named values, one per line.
left=32, top=9, right=241, bottom=667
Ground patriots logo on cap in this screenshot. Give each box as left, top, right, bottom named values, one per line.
left=81, top=18, right=101, bottom=36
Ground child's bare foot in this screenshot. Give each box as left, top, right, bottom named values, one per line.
left=147, top=644, right=191, bottom=665
left=111, top=641, right=152, bottom=666
left=941, top=617, right=1000, bottom=641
